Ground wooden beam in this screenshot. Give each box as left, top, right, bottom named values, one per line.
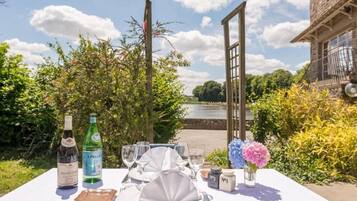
left=223, top=22, right=233, bottom=147
left=348, top=1, right=357, bottom=8
left=221, top=1, right=246, bottom=25
left=144, top=0, right=154, bottom=143
left=309, top=34, right=317, bottom=41
left=292, top=0, right=353, bottom=42
left=321, top=24, right=333, bottom=31
left=339, top=9, right=353, bottom=19
left=238, top=5, right=246, bottom=141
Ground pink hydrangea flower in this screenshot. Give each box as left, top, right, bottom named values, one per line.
left=243, top=142, right=270, bottom=168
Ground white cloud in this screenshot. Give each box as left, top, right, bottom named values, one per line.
left=246, top=53, right=288, bottom=74
left=162, top=30, right=284, bottom=74
left=200, top=16, right=213, bottom=28
left=246, top=0, right=280, bottom=24
left=177, top=53, right=288, bottom=94
left=291, top=60, right=309, bottom=73
left=262, top=20, right=309, bottom=48
left=177, top=68, right=210, bottom=95
left=174, top=0, right=231, bottom=13
left=286, top=0, right=309, bottom=9
left=30, top=5, right=121, bottom=40
left=5, top=38, right=50, bottom=67
left=162, top=30, right=224, bottom=66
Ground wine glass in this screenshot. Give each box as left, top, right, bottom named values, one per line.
left=189, top=145, right=205, bottom=181
left=174, top=142, right=189, bottom=170
left=136, top=141, right=151, bottom=173
left=121, top=145, right=138, bottom=183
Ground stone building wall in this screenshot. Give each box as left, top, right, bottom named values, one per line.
left=310, top=0, right=341, bottom=23
left=308, top=1, right=357, bottom=82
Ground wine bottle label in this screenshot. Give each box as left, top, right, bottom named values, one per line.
left=57, top=162, right=78, bottom=186
left=83, top=150, right=102, bottom=176
left=61, top=137, right=76, bottom=147
left=91, top=133, right=101, bottom=142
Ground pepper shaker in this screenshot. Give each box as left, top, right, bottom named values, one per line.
left=208, top=167, right=222, bottom=189
left=219, top=170, right=236, bottom=192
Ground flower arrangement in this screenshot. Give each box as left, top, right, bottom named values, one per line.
left=243, top=142, right=270, bottom=171
left=228, top=139, right=270, bottom=170
left=228, top=139, right=246, bottom=168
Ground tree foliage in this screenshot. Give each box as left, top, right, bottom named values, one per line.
left=35, top=34, right=187, bottom=166
left=192, top=69, right=294, bottom=103
left=192, top=80, right=224, bottom=102
left=2, top=19, right=188, bottom=164
left=0, top=43, right=57, bottom=156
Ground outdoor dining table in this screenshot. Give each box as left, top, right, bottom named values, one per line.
left=0, top=168, right=327, bottom=201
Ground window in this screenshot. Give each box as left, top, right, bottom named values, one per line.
left=321, top=30, right=353, bottom=80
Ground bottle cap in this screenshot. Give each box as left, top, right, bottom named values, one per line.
left=210, top=167, right=222, bottom=174
left=64, top=115, right=72, bottom=130
left=90, top=113, right=97, bottom=123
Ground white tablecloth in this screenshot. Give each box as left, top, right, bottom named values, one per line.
left=0, top=168, right=327, bottom=201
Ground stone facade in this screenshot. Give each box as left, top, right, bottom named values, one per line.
left=311, top=0, right=342, bottom=23
left=306, top=0, right=357, bottom=83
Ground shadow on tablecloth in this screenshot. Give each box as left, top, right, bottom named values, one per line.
left=236, top=183, right=281, bottom=201
left=56, top=187, right=78, bottom=200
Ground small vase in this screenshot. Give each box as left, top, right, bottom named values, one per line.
left=244, top=165, right=257, bottom=187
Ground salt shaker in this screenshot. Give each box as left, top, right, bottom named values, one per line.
left=208, top=167, right=222, bottom=189
left=219, top=170, right=236, bottom=192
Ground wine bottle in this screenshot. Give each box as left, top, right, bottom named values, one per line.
left=83, top=113, right=103, bottom=183
left=57, top=115, right=79, bottom=189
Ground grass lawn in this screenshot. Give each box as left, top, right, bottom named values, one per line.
left=0, top=155, right=55, bottom=196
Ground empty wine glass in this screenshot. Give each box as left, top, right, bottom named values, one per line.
left=136, top=141, right=151, bottom=173
left=189, top=146, right=205, bottom=181
left=121, top=145, right=138, bottom=183
left=174, top=142, right=189, bottom=170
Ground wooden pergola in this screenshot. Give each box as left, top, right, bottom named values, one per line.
left=222, top=1, right=247, bottom=145
left=143, top=1, right=247, bottom=145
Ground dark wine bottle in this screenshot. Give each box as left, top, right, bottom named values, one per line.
left=57, top=115, right=79, bottom=189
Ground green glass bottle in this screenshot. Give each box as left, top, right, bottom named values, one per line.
left=83, top=113, right=103, bottom=183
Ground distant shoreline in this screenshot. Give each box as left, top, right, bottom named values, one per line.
left=184, top=101, right=226, bottom=105
left=183, top=102, right=251, bottom=109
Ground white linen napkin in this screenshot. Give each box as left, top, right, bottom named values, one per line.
left=139, top=147, right=182, bottom=172
left=139, top=170, right=201, bottom=201
left=117, top=186, right=141, bottom=201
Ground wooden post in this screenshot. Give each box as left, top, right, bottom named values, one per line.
left=223, top=23, right=233, bottom=147
left=144, top=0, right=154, bottom=142
left=238, top=5, right=246, bottom=141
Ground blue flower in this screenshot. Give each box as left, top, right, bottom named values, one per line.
left=228, top=138, right=246, bottom=168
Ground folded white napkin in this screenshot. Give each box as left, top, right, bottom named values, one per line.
left=139, top=147, right=182, bottom=172
left=139, top=170, right=200, bottom=201
left=117, top=186, right=141, bottom=201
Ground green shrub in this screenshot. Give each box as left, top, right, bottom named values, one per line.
left=251, top=84, right=357, bottom=143
left=253, top=85, right=357, bottom=183
left=0, top=43, right=57, bottom=156
left=205, top=149, right=229, bottom=168
left=153, top=54, right=186, bottom=142
left=269, top=120, right=357, bottom=183
left=36, top=36, right=187, bottom=167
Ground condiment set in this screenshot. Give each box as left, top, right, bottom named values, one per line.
left=207, top=167, right=236, bottom=192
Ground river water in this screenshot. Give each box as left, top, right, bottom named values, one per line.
left=183, top=104, right=253, bottom=120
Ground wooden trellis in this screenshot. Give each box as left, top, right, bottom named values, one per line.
left=221, top=1, right=247, bottom=145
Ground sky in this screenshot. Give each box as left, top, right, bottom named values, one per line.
left=0, top=0, right=311, bottom=95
